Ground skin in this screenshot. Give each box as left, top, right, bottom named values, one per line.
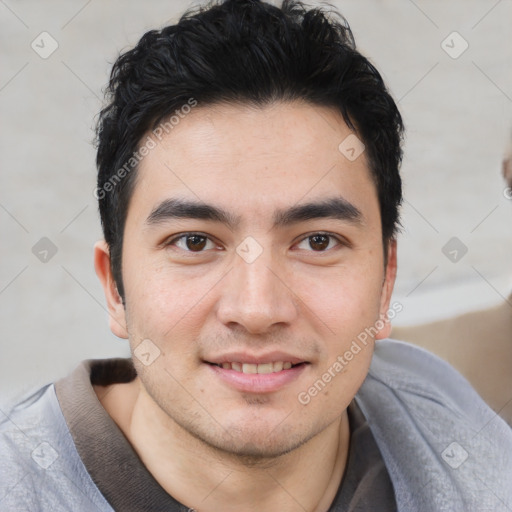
left=94, top=101, right=397, bottom=512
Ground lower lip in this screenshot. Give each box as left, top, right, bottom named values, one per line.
left=207, top=363, right=308, bottom=393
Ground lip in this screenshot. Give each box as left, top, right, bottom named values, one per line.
left=206, top=361, right=309, bottom=393
left=205, top=351, right=306, bottom=366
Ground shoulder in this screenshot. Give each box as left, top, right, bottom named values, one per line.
left=0, top=384, right=59, bottom=508
left=0, top=383, right=58, bottom=461
left=363, top=338, right=509, bottom=432
left=356, top=339, right=512, bottom=510
left=0, top=381, right=112, bottom=511
left=368, top=338, right=487, bottom=406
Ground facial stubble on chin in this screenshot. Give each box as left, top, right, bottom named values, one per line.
left=135, top=368, right=320, bottom=468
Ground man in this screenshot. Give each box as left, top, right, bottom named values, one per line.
left=1, top=1, right=511, bottom=511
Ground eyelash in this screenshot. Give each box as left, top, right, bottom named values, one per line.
left=165, top=232, right=345, bottom=254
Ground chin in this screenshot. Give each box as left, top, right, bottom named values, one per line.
left=188, top=414, right=317, bottom=464
left=204, top=431, right=307, bottom=464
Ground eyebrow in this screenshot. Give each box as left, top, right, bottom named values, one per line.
left=145, top=196, right=363, bottom=230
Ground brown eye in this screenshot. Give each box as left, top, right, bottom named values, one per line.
left=309, top=234, right=330, bottom=251
left=295, top=233, right=341, bottom=252
left=185, top=235, right=207, bottom=251
left=167, top=233, right=216, bottom=252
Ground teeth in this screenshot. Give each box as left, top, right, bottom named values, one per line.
left=257, top=363, right=274, bottom=374
left=273, top=361, right=283, bottom=372
left=217, top=361, right=298, bottom=373
left=242, top=363, right=258, bottom=374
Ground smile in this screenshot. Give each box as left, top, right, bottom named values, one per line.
left=206, top=359, right=309, bottom=393
left=210, top=361, right=302, bottom=374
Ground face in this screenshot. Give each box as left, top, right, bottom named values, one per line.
left=97, top=101, right=397, bottom=459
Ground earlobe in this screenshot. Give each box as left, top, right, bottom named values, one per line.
left=375, top=240, right=398, bottom=340
left=93, top=240, right=129, bottom=339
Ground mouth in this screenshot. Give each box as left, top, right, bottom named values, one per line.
left=207, top=361, right=307, bottom=374
left=204, top=357, right=310, bottom=394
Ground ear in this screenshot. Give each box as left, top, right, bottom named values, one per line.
left=94, top=240, right=129, bottom=339
left=375, top=239, right=397, bottom=340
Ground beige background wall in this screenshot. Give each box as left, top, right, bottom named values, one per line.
left=1, top=0, right=512, bottom=402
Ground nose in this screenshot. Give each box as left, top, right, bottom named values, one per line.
left=215, top=246, right=299, bottom=335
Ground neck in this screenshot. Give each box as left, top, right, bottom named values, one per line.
left=98, top=377, right=350, bottom=512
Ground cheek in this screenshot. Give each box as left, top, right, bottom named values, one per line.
left=297, top=341, right=373, bottom=424
left=123, top=260, right=221, bottom=343
left=295, top=267, right=384, bottom=333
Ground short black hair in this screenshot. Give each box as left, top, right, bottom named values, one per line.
left=95, top=0, right=404, bottom=300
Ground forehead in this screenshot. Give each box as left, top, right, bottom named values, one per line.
left=129, top=101, right=379, bottom=228
left=148, top=101, right=360, bottom=170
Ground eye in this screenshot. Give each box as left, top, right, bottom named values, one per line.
left=295, top=233, right=342, bottom=252
left=166, top=233, right=217, bottom=252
